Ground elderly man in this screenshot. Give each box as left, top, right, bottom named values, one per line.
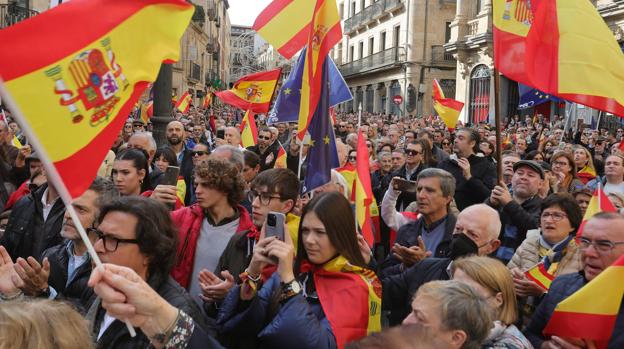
left=126, top=132, right=162, bottom=188
left=524, top=212, right=624, bottom=348
left=382, top=204, right=501, bottom=325
left=487, top=160, right=543, bottom=264
left=501, top=151, right=522, bottom=187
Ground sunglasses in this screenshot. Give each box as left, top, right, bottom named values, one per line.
left=258, top=135, right=271, bottom=140
left=405, top=149, right=422, bottom=156
left=192, top=151, right=209, bottom=156
left=442, top=142, right=450, bottom=145
left=349, top=156, right=357, bottom=161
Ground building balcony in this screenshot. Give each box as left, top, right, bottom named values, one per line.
left=206, top=36, right=220, bottom=53
left=338, top=47, right=404, bottom=78
left=431, top=45, right=455, bottom=66
left=188, top=62, right=201, bottom=82
left=344, top=0, right=404, bottom=34
left=0, top=3, right=38, bottom=29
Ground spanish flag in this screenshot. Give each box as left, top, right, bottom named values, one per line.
left=202, top=92, right=212, bottom=109
left=577, top=165, right=597, bottom=185
left=544, top=254, right=624, bottom=348
left=494, top=0, right=624, bottom=117
left=175, top=91, right=192, bottom=113
left=577, top=185, right=617, bottom=237
left=336, top=162, right=356, bottom=197
left=432, top=79, right=464, bottom=132
left=215, top=69, right=281, bottom=114
left=274, top=143, right=287, bottom=168
left=354, top=131, right=375, bottom=247
left=253, top=0, right=316, bottom=60
left=0, top=0, right=192, bottom=199
left=240, top=110, right=258, bottom=148
left=308, top=255, right=381, bottom=348
left=525, top=262, right=554, bottom=290
left=139, top=101, right=152, bottom=125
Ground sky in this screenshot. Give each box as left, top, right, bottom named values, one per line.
left=227, top=0, right=272, bottom=27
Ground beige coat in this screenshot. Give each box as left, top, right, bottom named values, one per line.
left=507, top=231, right=582, bottom=277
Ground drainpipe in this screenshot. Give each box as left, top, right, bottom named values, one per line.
left=415, top=0, right=430, bottom=117
left=403, top=0, right=410, bottom=117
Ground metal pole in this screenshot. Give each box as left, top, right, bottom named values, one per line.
left=152, top=63, right=174, bottom=145
left=493, top=68, right=503, bottom=183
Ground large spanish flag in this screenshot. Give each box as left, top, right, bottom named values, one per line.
left=494, top=0, right=624, bottom=117
left=432, top=79, right=464, bottom=132
left=0, top=0, right=192, bottom=199
left=544, top=255, right=624, bottom=348
left=240, top=110, right=258, bottom=148
left=215, top=69, right=281, bottom=114
left=311, top=255, right=381, bottom=348
left=354, top=131, right=375, bottom=247
left=175, top=91, right=192, bottom=113
left=577, top=185, right=617, bottom=237
left=253, top=0, right=316, bottom=60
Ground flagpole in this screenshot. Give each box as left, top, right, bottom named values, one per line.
left=297, top=139, right=304, bottom=180
left=596, top=111, right=602, bottom=131
left=0, top=81, right=137, bottom=337
left=358, top=102, right=362, bottom=128
left=493, top=68, right=503, bottom=183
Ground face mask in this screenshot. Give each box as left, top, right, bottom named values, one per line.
left=449, top=233, right=479, bottom=260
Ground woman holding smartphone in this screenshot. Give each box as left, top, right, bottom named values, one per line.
left=217, top=191, right=381, bottom=349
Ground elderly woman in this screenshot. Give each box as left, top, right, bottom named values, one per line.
left=508, top=193, right=583, bottom=325
left=550, top=152, right=583, bottom=193
left=452, top=256, right=532, bottom=349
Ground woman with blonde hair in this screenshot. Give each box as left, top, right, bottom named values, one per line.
left=573, top=145, right=596, bottom=184
left=451, top=256, right=532, bottom=349
left=0, top=299, right=93, bottom=349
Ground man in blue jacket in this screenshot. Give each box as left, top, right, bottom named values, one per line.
left=524, top=212, right=624, bottom=349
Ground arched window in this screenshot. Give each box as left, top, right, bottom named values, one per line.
left=469, top=65, right=491, bottom=124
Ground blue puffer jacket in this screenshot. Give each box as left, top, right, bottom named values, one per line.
left=216, top=273, right=337, bottom=349
left=524, top=272, right=624, bottom=349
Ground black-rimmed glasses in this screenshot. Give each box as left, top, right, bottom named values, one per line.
left=89, top=228, right=139, bottom=252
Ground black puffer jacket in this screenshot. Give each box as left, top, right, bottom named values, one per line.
left=0, top=184, right=65, bottom=261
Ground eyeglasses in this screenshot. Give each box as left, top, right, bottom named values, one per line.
left=576, top=236, right=624, bottom=254
left=258, top=135, right=271, bottom=140
left=541, top=212, right=568, bottom=221
left=349, top=156, right=357, bottom=161
left=247, top=189, right=282, bottom=205
left=405, top=149, right=422, bottom=156
left=192, top=151, right=209, bottom=157
left=90, top=228, right=139, bottom=252
left=442, top=142, right=450, bottom=145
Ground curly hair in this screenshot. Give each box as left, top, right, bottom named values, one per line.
left=194, top=157, right=245, bottom=207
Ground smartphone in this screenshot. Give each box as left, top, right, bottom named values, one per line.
left=162, top=166, right=180, bottom=186
left=265, top=212, right=286, bottom=241
left=449, top=153, right=459, bottom=164
left=216, top=129, right=225, bottom=139
left=393, top=178, right=417, bottom=193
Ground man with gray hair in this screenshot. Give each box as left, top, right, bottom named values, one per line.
left=126, top=132, right=162, bottom=188
left=380, top=169, right=457, bottom=279
left=382, top=203, right=502, bottom=325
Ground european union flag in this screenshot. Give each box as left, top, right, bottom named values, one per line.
left=268, top=48, right=352, bottom=124
left=302, top=60, right=340, bottom=193
left=518, top=83, right=562, bottom=110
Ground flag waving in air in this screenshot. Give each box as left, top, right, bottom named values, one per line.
left=577, top=185, right=617, bottom=237
left=544, top=254, right=624, bottom=348
left=175, top=91, right=192, bottom=113
left=0, top=0, right=193, bottom=199
left=240, top=110, right=258, bottom=148
left=215, top=69, right=281, bottom=113
left=432, top=79, right=464, bottom=132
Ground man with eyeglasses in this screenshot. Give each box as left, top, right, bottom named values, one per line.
left=525, top=212, right=624, bottom=349
left=382, top=204, right=501, bottom=325
left=170, top=158, right=254, bottom=308
left=0, top=177, right=118, bottom=307
left=88, top=196, right=210, bottom=347
left=246, top=127, right=280, bottom=171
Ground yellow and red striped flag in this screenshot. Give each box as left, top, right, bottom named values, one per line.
left=336, top=162, right=356, bottom=198
left=253, top=0, right=316, bottom=60
left=240, top=110, right=258, bottom=148
left=354, top=131, right=375, bottom=247
left=577, top=185, right=617, bottom=237
left=544, top=255, right=624, bottom=348
left=215, top=69, right=281, bottom=113
left=139, top=101, right=152, bottom=125
left=274, top=143, right=287, bottom=168
left=432, top=79, right=464, bottom=132
left=203, top=92, right=212, bottom=109
left=297, top=0, right=342, bottom=140
left=175, top=91, right=192, bottom=113
left=525, top=262, right=554, bottom=290
left=0, top=0, right=192, bottom=198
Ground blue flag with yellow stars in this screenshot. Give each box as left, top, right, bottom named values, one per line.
left=302, top=59, right=340, bottom=193
left=518, top=83, right=562, bottom=110
left=268, top=47, right=352, bottom=124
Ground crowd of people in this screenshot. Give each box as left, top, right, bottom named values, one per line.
left=0, top=104, right=623, bottom=349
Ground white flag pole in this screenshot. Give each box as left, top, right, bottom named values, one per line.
left=0, top=80, right=137, bottom=337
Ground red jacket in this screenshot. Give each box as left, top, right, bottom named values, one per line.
left=170, top=203, right=254, bottom=288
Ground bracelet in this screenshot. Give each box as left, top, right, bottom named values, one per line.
left=0, top=290, right=23, bottom=301
left=148, top=309, right=180, bottom=345
left=241, top=268, right=261, bottom=283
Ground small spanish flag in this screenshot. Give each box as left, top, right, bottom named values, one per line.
left=525, top=262, right=554, bottom=290
left=0, top=0, right=192, bottom=199
left=432, top=79, right=464, bottom=132
left=274, top=143, right=287, bottom=168
left=11, top=135, right=23, bottom=149
left=577, top=185, right=617, bottom=237
left=139, top=101, right=152, bottom=124
left=202, top=92, right=212, bottom=109
left=544, top=254, right=624, bottom=348
left=175, top=91, right=192, bottom=113
left=240, top=110, right=258, bottom=148
left=216, top=69, right=281, bottom=113
left=354, top=131, right=375, bottom=247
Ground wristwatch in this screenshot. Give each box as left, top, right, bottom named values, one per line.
left=279, top=279, right=302, bottom=302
